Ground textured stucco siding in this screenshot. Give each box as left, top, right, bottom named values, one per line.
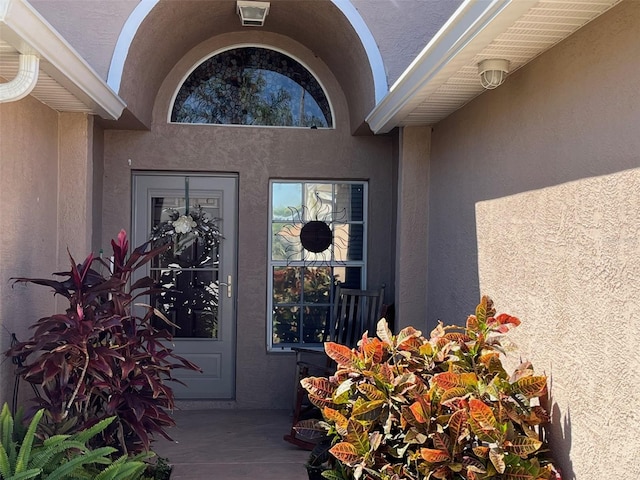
left=29, top=0, right=138, bottom=79
left=352, top=0, right=463, bottom=86
left=428, top=1, right=640, bottom=478
left=0, top=97, right=59, bottom=408
left=395, top=126, right=430, bottom=329
left=0, top=97, right=96, bottom=409
left=101, top=31, right=396, bottom=408
left=477, top=169, right=640, bottom=479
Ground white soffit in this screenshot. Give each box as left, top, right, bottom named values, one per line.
left=367, top=0, right=622, bottom=134
left=0, top=0, right=125, bottom=119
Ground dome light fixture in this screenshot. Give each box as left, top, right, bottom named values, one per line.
left=478, top=59, right=510, bottom=89
left=236, top=1, right=270, bottom=27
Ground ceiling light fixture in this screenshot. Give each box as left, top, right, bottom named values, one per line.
left=478, top=59, right=510, bottom=89
left=236, top=1, right=270, bottom=27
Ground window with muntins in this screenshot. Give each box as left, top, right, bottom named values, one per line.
left=269, top=181, right=367, bottom=350
left=172, top=47, right=332, bottom=128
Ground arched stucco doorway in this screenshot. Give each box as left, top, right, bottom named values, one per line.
left=108, top=0, right=386, bottom=135
left=101, top=0, right=396, bottom=407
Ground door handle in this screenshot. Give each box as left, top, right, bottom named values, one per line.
left=219, top=275, right=232, bottom=298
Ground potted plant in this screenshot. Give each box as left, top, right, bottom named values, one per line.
left=301, top=296, right=561, bottom=480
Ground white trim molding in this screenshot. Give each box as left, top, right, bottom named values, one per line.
left=107, top=0, right=158, bottom=94
left=364, top=0, right=616, bottom=132
left=366, top=0, right=535, bottom=134
left=0, top=0, right=126, bottom=119
left=107, top=0, right=387, bottom=103
left=331, top=0, right=387, bottom=103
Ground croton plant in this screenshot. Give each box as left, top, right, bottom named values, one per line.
left=300, top=296, right=560, bottom=480
left=7, top=230, right=200, bottom=455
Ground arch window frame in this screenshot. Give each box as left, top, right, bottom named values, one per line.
left=168, top=43, right=336, bottom=129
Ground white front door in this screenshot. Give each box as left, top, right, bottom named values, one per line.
left=132, top=173, right=237, bottom=399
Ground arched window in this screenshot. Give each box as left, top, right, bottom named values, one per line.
left=171, top=47, right=333, bottom=128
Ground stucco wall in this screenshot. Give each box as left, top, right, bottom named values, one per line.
left=58, top=113, right=94, bottom=263
left=92, top=122, right=105, bottom=253
left=101, top=32, right=396, bottom=408
left=29, top=0, right=138, bottom=79
left=395, top=126, right=430, bottom=330
left=0, top=97, right=97, bottom=409
left=0, top=96, right=59, bottom=408
left=352, top=0, right=463, bottom=86
left=477, top=169, right=640, bottom=479
left=428, top=1, right=640, bottom=478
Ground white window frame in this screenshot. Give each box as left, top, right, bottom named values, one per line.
left=267, top=180, right=368, bottom=352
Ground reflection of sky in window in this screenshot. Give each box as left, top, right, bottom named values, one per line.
left=273, top=183, right=301, bottom=220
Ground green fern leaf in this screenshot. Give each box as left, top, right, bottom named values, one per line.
left=93, top=456, right=126, bottom=480
left=0, top=404, right=14, bottom=455
left=45, top=446, right=117, bottom=480
left=71, top=417, right=116, bottom=444
left=29, top=440, right=87, bottom=470
left=14, top=409, right=44, bottom=474
left=4, top=467, right=42, bottom=480
left=94, top=461, right=146, bottom=480
left=0, top=442, right=13, bottom=479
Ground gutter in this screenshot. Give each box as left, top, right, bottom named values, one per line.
left=0, top=0, right=126, bottom=119
left=0, top=53, right=39, bottom=102
left=365, top=0, right=535, bottom=134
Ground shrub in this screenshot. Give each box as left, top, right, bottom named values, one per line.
left=0, top=403, right=149, bottom=480
left=301, top=296, right=560, bottom=480
left=7, top=230, right=200, bottom=455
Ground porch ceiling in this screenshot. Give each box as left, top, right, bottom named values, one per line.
left=0, top=0, right=125, bottom=119
left=366, top=0, right=622, bottom=134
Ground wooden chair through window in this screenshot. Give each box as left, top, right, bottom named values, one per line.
left=283, top=283, right=385, bottom=449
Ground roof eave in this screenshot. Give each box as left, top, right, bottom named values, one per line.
left=0, top=0, right=126, bottom=120
left=366, top=0, right=535, bottom=134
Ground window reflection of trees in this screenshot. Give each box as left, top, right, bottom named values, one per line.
left=172, top=47, right=332, bottom=127
left=272, top=267, right=332, bottom=345
left=270, top=182, right=366, bottom=347
left=150, top=205, right=221, bottom=340
left=155, top=268, right=219, bottom=339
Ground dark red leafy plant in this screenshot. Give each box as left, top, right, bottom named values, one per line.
left=7, top=230, right=200, bottom=454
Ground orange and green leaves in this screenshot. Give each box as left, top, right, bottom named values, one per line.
left=514, top=376, right=547, bottom=398
left=325, top=342, right=359, bottom=368
left=504, top=437, right=543, bottom=458
left=329, top=442, right=361, bottom=466
left=468, top=398, right=504, bottom=444
left=301, top=376, right=337, bottom=409
left=360, top=335, right=385, bottom=364
left=433, top=370, right=478, bottom=391
left=408, top=397, right=431, bottom=424
left=421, top=447, right=450, bottom=464
left=328, top=418, right=371, bottom=467
left=351, top=398, right=385, bottom=421
left=448, top=409, right=468, bottom=445
left=487, top=313, right=521, bottom=333
left=303, top=296, right=557, bottom=480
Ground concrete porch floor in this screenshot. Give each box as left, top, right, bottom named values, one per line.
left=152, top=409, right=310, bottom=479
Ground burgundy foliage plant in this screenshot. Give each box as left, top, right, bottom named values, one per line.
left=7, top=230, right=200, bottom=454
